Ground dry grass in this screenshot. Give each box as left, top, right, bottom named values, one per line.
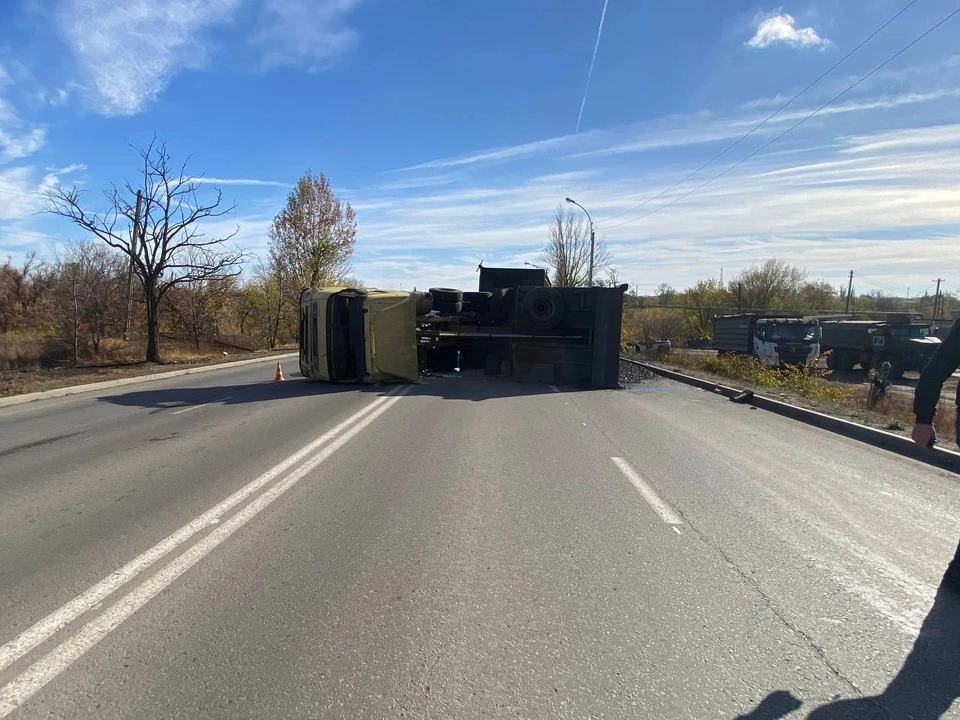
left=665, top=351, right=858, bottom=403
left=657, top=350, right=956, bottom=441
left=0, top=346, right=295, bottom=398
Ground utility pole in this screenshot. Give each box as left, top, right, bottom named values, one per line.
left=738, top=283, right=743, bottom=313
left=844, top=270, right=854, bottom=313
left=123, top=189, right=144, bottom=341
left=932, top=278, right=945, bottom=320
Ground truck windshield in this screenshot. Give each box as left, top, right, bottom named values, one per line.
left=889, top=326, right=931, bottom=338
left=767, top=324, right=817, bottom=341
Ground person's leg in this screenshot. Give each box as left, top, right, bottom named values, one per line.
left=945, top=537, right=960, bottom=586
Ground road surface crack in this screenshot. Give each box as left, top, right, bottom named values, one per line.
left=681, top=517, right=888, bottom=716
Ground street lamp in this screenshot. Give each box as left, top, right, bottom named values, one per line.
left=565, top=196, right=595, bottom=287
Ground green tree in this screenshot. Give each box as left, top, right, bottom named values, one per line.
left=681, top=278, right=728, bottom=338
left=729, top=258, right=806, bottom=311
left=268, top=170, right=357, bottom=294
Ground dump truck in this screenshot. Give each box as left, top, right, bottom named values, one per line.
left=819, top=316, right=940, bottom=378
left=298, top=268, right=626, bottom=388
left=712, top=314, right=821, bottom=367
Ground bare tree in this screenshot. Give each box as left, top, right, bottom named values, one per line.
left=45, top=138, right=244, bottom=362
left=166, top=273, right=234, bottom=352
left=539, top=204, right=610, bottom=287
left=54, top=241, right=126, bottom=362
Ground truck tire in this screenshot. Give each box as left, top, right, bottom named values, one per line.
left=837, top=350, right=855, bottom=372
left=429, top=287, right=463, bottom=303
left=434, top=300, right=462, bottom=315
left=520, top=287, right=565, bottom=330
left=463, top=291, right=493, bottom=303
left=415, top=292, right=433, bottom=315
left=462, top=291, right=492, bottom=315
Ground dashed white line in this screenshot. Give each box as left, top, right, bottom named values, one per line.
left=170, top=395, right=234, bottom=415
left=611, top=457, right=684, bottom=526
left=0, top=386, right=410, bottom=717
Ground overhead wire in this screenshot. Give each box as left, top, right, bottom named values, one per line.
left=595, top=0, right=919, bottom=226
left=600, top=4, right=960, bottom=232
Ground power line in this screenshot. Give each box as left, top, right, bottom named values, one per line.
left=594, top=0, right=919, bottom=227
left=601, top=4, right=960, bottom=232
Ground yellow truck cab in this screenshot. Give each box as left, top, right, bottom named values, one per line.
left=299, top=287, right=420, bottom=383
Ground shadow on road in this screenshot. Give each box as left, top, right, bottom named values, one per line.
left=97, top=374, right=387, bottom=410
left=96, top=371, right=574, bottom=410
left=739, top=550, right=960, bottom=719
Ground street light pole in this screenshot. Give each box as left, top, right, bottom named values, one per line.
left=565, top=196, right=595, bottom=287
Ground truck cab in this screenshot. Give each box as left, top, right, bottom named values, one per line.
left=712, top=314, right=821, bottom=367
left=819, top=317, right=940, bottom=378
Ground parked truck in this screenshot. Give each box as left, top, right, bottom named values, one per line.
left=297, top=268, right=627, bottom=389
left=818, top=316, right=940, bottom=378
left=712, top=314, right=821, bottom=367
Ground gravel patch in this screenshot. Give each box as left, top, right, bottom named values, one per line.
left=618, top=359, right=657, bottom=386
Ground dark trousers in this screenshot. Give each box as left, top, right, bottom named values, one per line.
left=947, top=538, right=960, bottom=582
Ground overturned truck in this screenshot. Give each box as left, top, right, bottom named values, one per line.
left=298, top=267, right=626, bottom=389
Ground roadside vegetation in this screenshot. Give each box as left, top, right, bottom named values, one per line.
left=621, top=258, right=956, bottom=351
left=1, top=139, right=359, bottom=397
left=647, top=350, right=957, bottom=440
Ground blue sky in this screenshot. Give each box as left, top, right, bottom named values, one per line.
left=1, top=0, right=959, bottom=298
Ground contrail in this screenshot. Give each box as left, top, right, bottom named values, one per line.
left=576, top=0, right=609, bottom=133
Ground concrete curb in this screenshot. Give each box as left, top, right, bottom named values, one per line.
left=0, top=352, right=299, bottom=410
left=622, top=357, right=960, bottom=474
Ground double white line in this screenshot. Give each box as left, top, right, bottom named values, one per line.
left=0, top=384, right=410, bottom=717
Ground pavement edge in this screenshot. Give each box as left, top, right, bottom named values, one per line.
left=0, top=352, right=299, bottom=410
left=622, top=357, right=960, bottom=474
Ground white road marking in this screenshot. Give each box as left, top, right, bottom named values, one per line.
left=0, top=385, right=406, bottom=675
left=0, top=386, right=411, bottom=718
left=611, top=457, right=684, bottom=526
left=170, top=395, right=233, bottom=415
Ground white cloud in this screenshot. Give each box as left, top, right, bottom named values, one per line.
left=58, top=0, right=243, bottom=116
left=0, top=127, right=47, bottom=162
left=189, top=176, right=290, bottom=188
left=0, top=65, right=47, bottom=162
left=253, top=0, right=365, bottom=71
left=746, top=13, right=829, bottom=49
left=397, top=132, right=594, bottom=171
left=0, top=164, right=84, bottom=221
left=57, top=0, right=364, bottom=115
left=839, top=123, right=960, bottom=155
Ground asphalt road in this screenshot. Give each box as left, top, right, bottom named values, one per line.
left=1, top=358, right=958, bottom=718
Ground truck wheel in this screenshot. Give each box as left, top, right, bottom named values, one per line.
left=520, top=287, right=565, bottom=330
left=462, top=292, right=492, bottom=315
left=429, top=288, right=463, bottom=303
left=837, top=350, right=855, bottom=372
left=415, top=292, right=433, bottom=315
left=434, top=300, right=462, bottom=315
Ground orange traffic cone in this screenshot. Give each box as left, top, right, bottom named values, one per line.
left=275, top=361, right=285, bottom=382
